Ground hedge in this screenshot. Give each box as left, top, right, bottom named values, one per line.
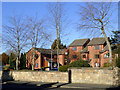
left=69, top=60, right=90, bottom=67
left=58, top=65, right=69, bottom=72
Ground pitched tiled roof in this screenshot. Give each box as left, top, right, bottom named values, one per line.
left=100, top=45, right=109, bottom=53
left=81, top=46, right=88, bottom=53
left=35, top=48, right=67, bottom=55
left=69, top=38, right=90, bottom=46
left=88, top=37, right=106, bottom=45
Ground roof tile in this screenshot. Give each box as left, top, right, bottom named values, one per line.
left=35, top=48, right=67, bottom=55
left=88, top=37, right=106, bottom=45
left=69, top=38, right=90, bottom=46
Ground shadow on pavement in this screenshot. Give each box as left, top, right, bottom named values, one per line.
left=39, top=82, right=58, bottom=88
left=106, top=86, right=120, bottom=90
left=1, top=70, right=14, bottom=83
left=57, top=83, right=70, bottom=88
left=2, top=82, right=60, bottom=90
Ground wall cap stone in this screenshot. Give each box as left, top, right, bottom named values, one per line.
left=68, top=67, right=114, bottom=70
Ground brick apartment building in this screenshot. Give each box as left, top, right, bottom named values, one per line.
left=26, top=37, right=110, bottom=69
left=87, top=38, right=109, bottom=67
left=26, top=48, right=68, bottom=69
left=69, top=37, right=110, bottom=67
left=69, top=38, right=90, bottom=62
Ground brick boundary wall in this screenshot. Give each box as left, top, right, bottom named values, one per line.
left=0, top=67, right=120, bottom=86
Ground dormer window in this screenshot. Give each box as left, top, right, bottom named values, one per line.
left=94, top=46, right=99, bottom=50
left=72, top=47, right=77, bottom=51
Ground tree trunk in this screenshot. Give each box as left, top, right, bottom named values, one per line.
left=102, top=30, right=112, bottom=66
left=9, top=55, right=11, bottom=66
left=16, top=50, right=20, bottom=70
left=16, top=57, right=18, bottom=70
left=16, top=29, right=20, bottom=70
left=100, top=20, right=112, bottom=67
left=56, top=18, right=59, bottom=70
left=57, top=37, right=59, bottom=70
left=32, top=30, right=35, bottom=71
left=32, top=48, right=35, bottom=70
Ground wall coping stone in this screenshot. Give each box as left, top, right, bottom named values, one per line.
left=68, top=67, right=114, bottom=70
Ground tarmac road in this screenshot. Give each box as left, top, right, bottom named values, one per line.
left=2, top=84, right=87, bottom=90
left=1, top=81, right=120, bottom=90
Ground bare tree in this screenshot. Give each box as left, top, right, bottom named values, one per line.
left=48, top=2, right=68, bottom=69
left=3, top=16, right=29, bottom=70
left=26, top=16, right=50, bottom=70
left=78, top=2, right=114, bottom=66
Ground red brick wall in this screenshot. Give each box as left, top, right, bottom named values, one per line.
left=26, top=45, right=110, bottom=68
left=44, top=58, right=48, bottom=67
left=88, top=45, right=104, bottom=67
left=35, top=51, right=41, bottom=69
left=100, top=51, right=109, bottom=67
left=26, top=49, right=33, bottom=69
left=26, top=48, right=67, bottom=69
left=81, top=53, right=89, bottom=60
left=59, top=55, right=65, bottom=65
left=26, top=48, right=42, bottom=69
left=69, top=46, right=83, bottom=63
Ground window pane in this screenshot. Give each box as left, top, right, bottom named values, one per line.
left=94, top=46, right=99, bottom=50
left=72, top=55, right=77, bottom=59
left=36, top=63, right=38, bottom=67
left=72, top=47, right=77, bottom=51
left=83, top=55, right=86, bottom=58
left=94, top=54, right=99, bottom=58
left=35, top=54, right=39, bottom=59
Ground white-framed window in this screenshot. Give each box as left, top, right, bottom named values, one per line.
left=72, top=47, right=77, bottom=51
left=104, top=53, right=109, bottom=58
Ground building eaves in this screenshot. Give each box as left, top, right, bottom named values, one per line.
left=88, top=37, right=106, bottom=46
left=35, top=48, right=67, bottom=55
left=100, top=45, right=109, bottom=53
left=80, top=46, right=89, bottom=53
left=69, top=38, right=90, bottom=47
